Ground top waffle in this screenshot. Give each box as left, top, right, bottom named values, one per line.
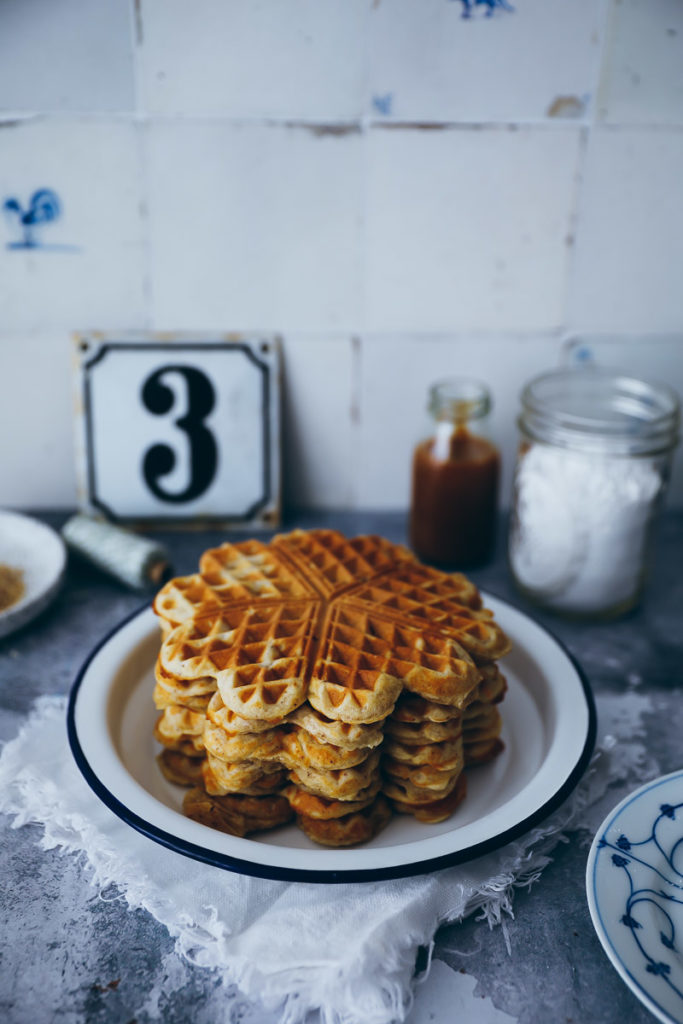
left=154, top=538, right=314, bottom=626
left=154, top=531, right=418, bottom=626
left=155, top=529, right=510, bottom=724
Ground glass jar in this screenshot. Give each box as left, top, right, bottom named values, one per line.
left=410, top=379, right=500, bottom=568
left=509, top=367, right=680, bottom=617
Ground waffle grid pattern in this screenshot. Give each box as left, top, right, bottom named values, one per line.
left=153, top=529, right=510, bottom=843
left=156, top=530, right=509, bottom=722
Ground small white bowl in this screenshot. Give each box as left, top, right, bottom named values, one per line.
left=0, top=511, right=67, bottom=639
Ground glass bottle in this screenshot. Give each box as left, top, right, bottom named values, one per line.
left=410, top=379, right=500, bottom=568
left=509, top=367, right=680, bottom=616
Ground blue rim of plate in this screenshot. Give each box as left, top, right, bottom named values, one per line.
left=587, top=771, right=683, bottom=1024
left=67, top=595, right=597, bottom=883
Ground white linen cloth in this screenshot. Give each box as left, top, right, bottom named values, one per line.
left=0, top=693, right=653, bottom=1024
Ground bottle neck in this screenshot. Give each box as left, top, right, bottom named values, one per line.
left=428, top=379, right=491, bottom=425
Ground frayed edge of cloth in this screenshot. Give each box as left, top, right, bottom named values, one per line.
left=0, top=696, right=616, bottom=1024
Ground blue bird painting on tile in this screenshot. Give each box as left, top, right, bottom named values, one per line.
left=3, top=188, right=73, bottom=249
left=457, top=0, right=514, bottom=17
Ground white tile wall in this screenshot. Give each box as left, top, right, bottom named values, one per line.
left=567, top=128, right=683, bottom=333
left=0, top=0, right=134, bottom=114
left=139, top=0, right=368, bottom=120
left=0, top=0, right=682, bottom=511
left=145, top=121, right=363, bottom=331
left=365, top=126, right=582, bottom=331
left=281, top=335, right=356, bottom=509
left=355, top=334, right=565, bottom=509
left=369, top=0, right=604, bottom=124
left=0, top=332, right=76, bottom=508
left=599, top=0, right=683, bottom=125
left=0, top=119, right=147, bottom=332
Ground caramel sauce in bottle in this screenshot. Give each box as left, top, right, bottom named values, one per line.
left=409, top=382, right=500, bottom=568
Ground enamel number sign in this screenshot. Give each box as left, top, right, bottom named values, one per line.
left=73, top=333, right=281, bottom=527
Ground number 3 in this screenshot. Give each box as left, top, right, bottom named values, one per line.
left=141, top=365, right=218, bottom=503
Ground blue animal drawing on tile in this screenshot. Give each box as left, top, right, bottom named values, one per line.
left=372, top=93, right=394, bottom=117
left=457, top=0, right=514, bottom=18
left=3, top=188, right=78, bottom=251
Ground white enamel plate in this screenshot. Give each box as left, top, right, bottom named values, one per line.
left=587, top=771, right=683, bottom=1024
left=68, top=595, right=595, bottom=882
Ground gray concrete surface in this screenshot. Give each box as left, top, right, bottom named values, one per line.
left=1, top=510, right=681, bottom=1023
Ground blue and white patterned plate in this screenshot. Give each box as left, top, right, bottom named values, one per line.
left=587, top=771, right=683, bottom=1024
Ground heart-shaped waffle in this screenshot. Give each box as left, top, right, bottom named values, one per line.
left=155, top=538, right=316, bottom=627
left=156, top=530, right=508, bottom=725
left=153, top=529, right=510, bottom=844
left=160, top=600, right=319, bottom=721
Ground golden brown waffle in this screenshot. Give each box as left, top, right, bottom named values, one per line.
left=289, top=750, right=381, bottom=801
left=383, top=736, right=463, bottom=769
left=389, top=773, right=468, bottom=823
left=383, top=754, right=464, bottom=792
left=229, top=771, right=289, bottom=796
left=464, top=703, right=502, bottom=741
left=445, top=574, right=483, bottom=610
left=283, top=780, right=380, bottom=820
left=384, top=715, right=462, bottom=745
left=288, top=705, right=384, bottom=751
left=183, top=787, right=294, bottom=837
left=343, top=564, right=510, bottom=662
left=281, top=729, right=374, bottom=772
left=203, top=722, right=374, bottom=773
left=153, top=528, right=511, bottom=844
left=382, top=768, right=462, bottom=805
left=203, top=754, right=285, bottom=796
left=463, top=702, right=504, bottom=769
left=206, top=690, right=288, bottom=734
left=156, top=749, right=205, bottom=787
left=476, top=662, right=508, bottom=704
left=390, top=693, right=463, bottom=724
left=296, top=796, right=392, bottom=847
left=309, top=603, right=481, bottom=722
left=155, top=539, right=316, bottom=627
left=155, top=531, right=413, bottom=628
left=154, top=706, right=206, bottom=755
left=273, top=529, right=415, bottom=595
left=203, top=723, right=283, bottom=764
left=156, top=530, right=508, bottom=727
left=461, top=662, right=506, bottom=769
left=381, top=699, right=468, bottom=819
left=161, top=602, right=318, bottom=721
left=466, top=737, right=505, bottom=766
left=153, top=659, right=214, bottom=712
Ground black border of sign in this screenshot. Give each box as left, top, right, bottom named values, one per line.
left=66, top=595, right=597, bottom=885
left=81, top=341, right=272, bottom=524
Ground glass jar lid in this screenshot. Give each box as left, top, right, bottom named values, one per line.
left=519, top=367, right=680, bottom=456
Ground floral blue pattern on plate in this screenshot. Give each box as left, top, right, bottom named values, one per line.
left=587, top=771, right=683, bottom=1024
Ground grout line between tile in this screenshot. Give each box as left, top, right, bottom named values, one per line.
left=594, top=0, right=617, bottom=125
left=559, top=126, right=591, bottom=333
left=2, top=111, right=683, bottom=132
left=134, top=120, right=153, bottom=331
left=349, top=335, right=363, bottom=509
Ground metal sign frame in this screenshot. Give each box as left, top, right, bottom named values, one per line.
left=73, top=332, right=281, bottom=529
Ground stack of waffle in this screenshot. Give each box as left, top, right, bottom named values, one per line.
left=152, top=529, right=511, bottom=846
left=463, top=662, right=507, bottom=767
